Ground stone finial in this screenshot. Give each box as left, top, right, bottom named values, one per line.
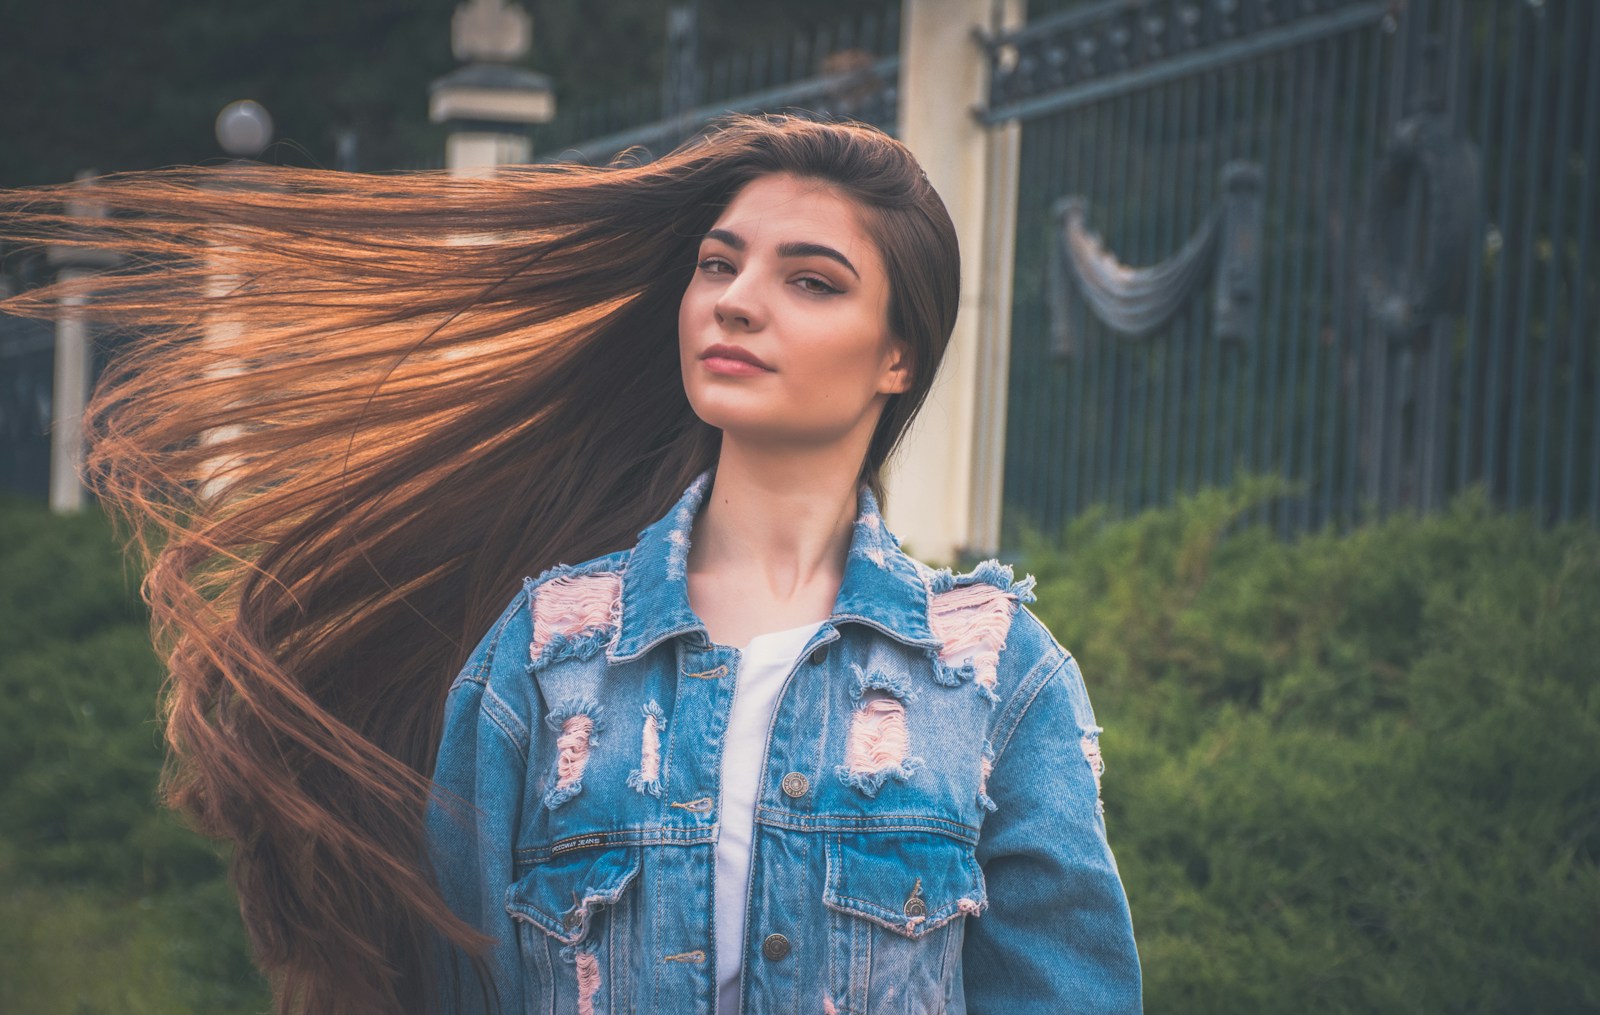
left=452, top=0, right=531, bottom=63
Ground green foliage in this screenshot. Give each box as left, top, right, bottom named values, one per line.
left=3, top=486, right=1597, bottom=1010
left=0, top=497, right=268, bottom=1013
left=1019, top=482, right=1600, bottom=1013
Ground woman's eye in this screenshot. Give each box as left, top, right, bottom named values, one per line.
left=698, top=257, right=733, bottom=274
left=795, top=275, right=842, bottom=296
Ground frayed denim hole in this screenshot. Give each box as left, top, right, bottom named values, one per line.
left=530, top=561, right=581, bottom=588
left=573, top=947, right=601, bottom=1015
left=663, top=471, right=712, bottom=582
left=627, top=701, right=666, bottom=797
left=1080, top=725, right=1105, bottom=805
left=839, top=754, right=920, bottom=795
left=542, top=700, right=603, bottom=808
left=977, top=740, right=997, bottom=812
left=850, top=541, right=890, bottom=569
left=849, top=662, right=916, bottom=703
left=837, top=691, right=924, bottom=797
left=543, top=698, right=605, bottom=732
left=530, top=572, right=622, bottom=666
left=533, top=627, right=615, bottom=669
left=930, top=581, right=1019, bottom=702
left=543, top=781, right=584, bottom=810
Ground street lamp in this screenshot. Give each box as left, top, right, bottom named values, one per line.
left=215, top=100, right=274, bottom=159
left=199, top=100, right=274, bottom=501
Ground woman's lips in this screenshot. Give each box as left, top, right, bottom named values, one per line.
left=702, top=355, right=773, bottom=376
left=700, top=344, right=774, bottom=375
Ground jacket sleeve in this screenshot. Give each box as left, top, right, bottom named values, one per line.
left=963, top=652, right=1143, bottom=1014
left=426, top=588, right=540, bottom=1015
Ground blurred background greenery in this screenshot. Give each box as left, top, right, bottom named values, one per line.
left=4, top=485, right=1596, bottom=1012
left=0, top=502, right=268, bottom=1012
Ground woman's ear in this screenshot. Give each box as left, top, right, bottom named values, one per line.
left=879, top=337, right=914, bottom=396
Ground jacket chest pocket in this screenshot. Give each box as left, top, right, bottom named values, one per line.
left=821, top=832, right=986, bottom=1015
left=505, top=846, right=642, bottom=1015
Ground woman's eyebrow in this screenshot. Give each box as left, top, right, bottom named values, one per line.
left=777, top=241, right=859, bottom=279
left=702, top=228, right=860, bottom=280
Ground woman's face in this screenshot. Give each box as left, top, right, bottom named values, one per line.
left=678, top=172, right=911, bottom=452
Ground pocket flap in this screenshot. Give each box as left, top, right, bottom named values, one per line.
left=506, top=846, right=642, bottom=944
left=822, top=834, right=987, bottom=939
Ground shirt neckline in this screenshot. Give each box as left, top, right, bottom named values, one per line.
left=741, top=619, right=826, bottom=655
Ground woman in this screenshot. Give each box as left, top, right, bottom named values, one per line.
left=1, top=114, right=1139, bottom=1013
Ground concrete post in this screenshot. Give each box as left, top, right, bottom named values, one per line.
left=431, top=0, right=554, bottom=174
left=193, top=104, right=277, bottom=503
left=884, top=0, right=1023, bottom=564
left=47, top=274, right=89, bottom=513
left=45, top=171, right=120, bottom=513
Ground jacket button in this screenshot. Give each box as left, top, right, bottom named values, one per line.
left=761, top=933, right=791, bottom=961
left=904, top=877, right=927, bottom=918
left=809, top=644, right=828, bottom=665
left=780, top=772, right=809, bottom=798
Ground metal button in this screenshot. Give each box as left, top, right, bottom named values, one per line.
left=809, top=644, right=828, bottom=665
left=903, top=877, right=927, bottom=919
left=780, top=772, right=809, bottom=798
left=761, top=933, right=791, bottom=961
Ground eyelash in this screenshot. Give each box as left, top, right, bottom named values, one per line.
left=696, top=257, right=842, bottom=296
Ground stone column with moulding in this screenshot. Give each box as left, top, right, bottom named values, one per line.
left=886, top=0, right=1024, bottom=564
left=45, top=171, right=121, bottom=514
left=430, top=0, right=555, bottom=175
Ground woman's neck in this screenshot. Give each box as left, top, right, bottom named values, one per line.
left=683, top=440, right=862, bottom=646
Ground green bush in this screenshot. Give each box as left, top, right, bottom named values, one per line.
left=1019, top=484, right=1600, bottom=1013
left=0, top=498, right=268, bottom=1014
left=3, top=487, right=1596, bottom=1012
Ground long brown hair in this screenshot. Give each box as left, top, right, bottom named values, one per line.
left=0, top=113, right=959, bottom=1013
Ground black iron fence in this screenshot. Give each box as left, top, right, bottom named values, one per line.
left=534, top=1, right=901, bottom=165
left=992, top=0, right=1599, bottom=540
left=0, top=247, right=56, bottom=500
left=9, top=0, right=1595, bottom=541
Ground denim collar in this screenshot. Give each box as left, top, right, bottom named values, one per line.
left=609, top=468, right=940, bottom=662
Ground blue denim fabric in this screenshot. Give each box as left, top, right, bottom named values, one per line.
left=427, top=469, right=1142, bottom=1014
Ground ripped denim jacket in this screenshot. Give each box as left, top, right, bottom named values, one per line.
left=427, top=470, right=1143, bottom=1014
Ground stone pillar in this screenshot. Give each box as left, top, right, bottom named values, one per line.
left=884, top=0, right=1023, bottom=564
left=45, top=171, right=120, bottom=513
left=430, top=0, right=555, bottom=174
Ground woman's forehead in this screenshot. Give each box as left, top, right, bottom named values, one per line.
left=708, top=174, right=878, bottom=265
left=716, top=175, right=861, bottom=228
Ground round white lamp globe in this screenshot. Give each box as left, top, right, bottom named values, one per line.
left=215, top=100, right=274, bottom=158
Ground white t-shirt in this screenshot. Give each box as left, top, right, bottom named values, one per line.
left=715, top=620, right=826, bottom=1015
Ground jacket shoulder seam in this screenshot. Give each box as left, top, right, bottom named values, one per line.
left=480, top=683, right=531, bottom=762
left=988, top=647, right=1074, bottom=766
left=452, top=585, right=532, bottom=688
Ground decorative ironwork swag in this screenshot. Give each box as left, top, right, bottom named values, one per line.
left=1047, top=160, right=1263, bottom=357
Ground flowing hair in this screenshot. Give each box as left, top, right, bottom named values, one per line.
left=0, top=113, right=959, bottom=1013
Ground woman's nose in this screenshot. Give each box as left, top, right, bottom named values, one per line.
left=713, top=273, right=765, bottom=331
